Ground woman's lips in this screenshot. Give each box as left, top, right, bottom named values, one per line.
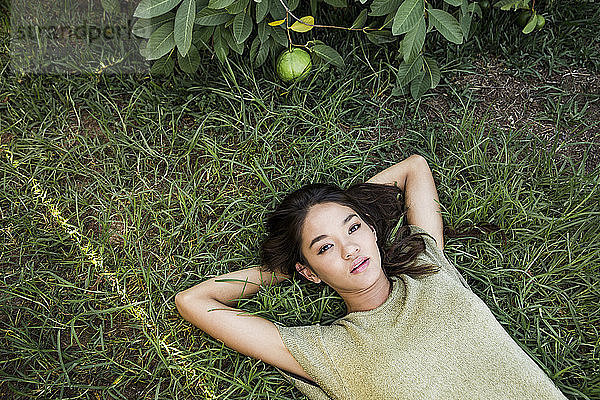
left=351, top=258, right=369, bottom=274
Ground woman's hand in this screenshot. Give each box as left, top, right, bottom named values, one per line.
left=366, top=154, right=444, bottom=250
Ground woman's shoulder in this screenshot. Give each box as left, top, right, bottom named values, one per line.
left=406, top=224, right=472, bottom=290
left=405, top=224, right=444, bottom=258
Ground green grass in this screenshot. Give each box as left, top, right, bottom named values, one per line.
left=1, top=0, right=599, bottom=399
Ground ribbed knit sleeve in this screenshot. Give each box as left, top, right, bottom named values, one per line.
left=408, top=224, right=472, bottom=290
left=275, top=323, right=349, bottom=400
left=275, top=368, right=332, bottom=400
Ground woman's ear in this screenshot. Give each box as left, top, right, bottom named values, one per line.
left=295, top=262, right=322, bottom=284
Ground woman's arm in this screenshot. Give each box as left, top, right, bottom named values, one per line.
left=175, top=267, right=313, bottom=381
left=366, top=154, right=444, bottom=249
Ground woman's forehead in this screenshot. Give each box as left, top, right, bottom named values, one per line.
left=302, top=202, right=358, bottom=233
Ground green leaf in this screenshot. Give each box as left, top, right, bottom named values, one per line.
left=369, top=0, right=402, bottom=17
left=366, top=30, right=396, bottom=44
left=443, top=0, right=462, bottom=6
left=396, top=54, right=423, bottom=85
left=410, top=70, right=430, bottom=99
left=208, top=0, right=235, bottom=9
left=251, top=36, right=271, bottom=67
left=427, top=8, right=463, bottom=44
left=391, top=84, right=408, bottom=97
left=132, top=13, right=175, bottom=39
left=222, top=27, right=244, bottom=54
left=522, top=13, right=537, bottom=34
left=460, top=0, right=468, bottom=15
left=323, top=0, right=347, bottom=7
left=468, top=3, right=482, bottom=18
left=257, top=22, right=269, bottom=43
left=256, top=0, right=270, bottom=23
left=195, top=7, right=233, bottom=25
left=310, top=44, right=344, bottom=67
left=269, top=0, right=285, bottom=19
left=213, top=26, right=229, bottom=62
left=308, top=39, right=326, bottom=47
left=146, top=20, right=176, bottom=60
left=178, top=43, right=201, bottom=73
left=290, top=16, right=315, bottom=33
left=402, top=16, right=425, bottom=62
left=151, top=53, right=175, bottom=75
left=269, top=0, right=298, bottom=18
left=351, top=9, right=369, bottom=29
left=175, top=0, right=196, bottom=57
left=382, top=12, right=395, bottom=29
left=494, top=0, right=519, bottom=10
left=233, top=10, right=252, bottom=43
left=134, top=0, right=182, bottom=18
left=226, top=0, right=250, bottom=14
left=460, top=9, right=472, bottom=39
left=392, top=0, right=424, bottom=35
left=250, top=36, right=260, bottom=63
left=258, top=38, right=272, bottom=67
left=192, top=26, right=214, bottom=49
left=139, top=41, right=150, bottom=58
left=397, top=39, right=404, bottom=57
left=423, top=56, right=440, bottom=88
left=270, top=25, right=288, bottom=47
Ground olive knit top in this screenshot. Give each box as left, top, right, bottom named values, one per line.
left=275, top=225, right=567, bottom=400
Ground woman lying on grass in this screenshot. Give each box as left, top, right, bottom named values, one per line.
left=176, top=155, right=567, bottom=399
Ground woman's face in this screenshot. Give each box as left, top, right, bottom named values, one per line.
left=296, top=202, right=384, bottom=294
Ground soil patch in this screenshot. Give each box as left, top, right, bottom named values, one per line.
left=441, top=58, right=600, bottom=173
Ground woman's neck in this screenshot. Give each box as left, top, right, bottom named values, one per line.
left=343, top=276, right=392, bottom=314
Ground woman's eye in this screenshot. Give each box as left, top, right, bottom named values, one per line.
left=349, top=223, right=361, bottom=233
left=318, top=244, right=332, bottom=254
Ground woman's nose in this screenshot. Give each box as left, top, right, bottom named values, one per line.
left=343, top=243, right=359, bottom=259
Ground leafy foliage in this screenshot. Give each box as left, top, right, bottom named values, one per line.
left=127, top=0, right=545, bottom=99
left=494, top=0, right=545, bottom=34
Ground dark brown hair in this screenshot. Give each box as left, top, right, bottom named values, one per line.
left=260, top=182, right=440, bottom=279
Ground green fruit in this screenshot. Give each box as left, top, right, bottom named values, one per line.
left=517, top=10, right=532, bottom=27
left=536, top=14, right=546, bottom=29
left=276, top=48, right=312, bottom=82
left=480, top=0, right=490, bottom=10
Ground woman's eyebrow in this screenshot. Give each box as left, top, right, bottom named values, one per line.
left=309, top=214, right=358, bottom=249
left=309, top=235, right=327, bottom=249
left=343, top=213, right=357, bottom=225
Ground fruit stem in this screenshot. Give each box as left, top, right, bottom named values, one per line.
left=285, top=11, right=293, bottom=50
